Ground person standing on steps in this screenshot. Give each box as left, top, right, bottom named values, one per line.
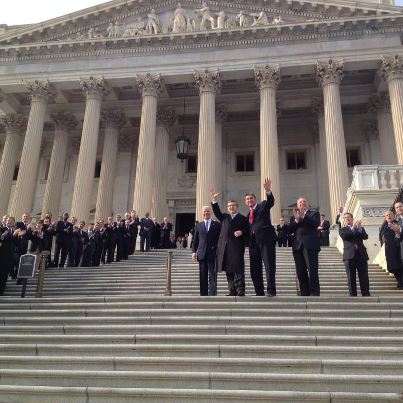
left=211, top=189, right=250, bottom=297
left=339, top=212, right=370, bottom=297
left=288, top=196, right=321, bottom=296
left=245, top=178, right=277, bottom=297
left=192, top=206, right=221, bottom=296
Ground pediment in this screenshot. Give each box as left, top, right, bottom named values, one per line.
left=1, top=0, right=402, bottom=46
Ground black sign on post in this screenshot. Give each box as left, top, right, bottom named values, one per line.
left=18, top=254, right=38, bottom=279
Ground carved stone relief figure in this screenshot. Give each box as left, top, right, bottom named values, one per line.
left=171, top=2, right=189, bottom=33
left=215, top=11, right=227, bottom=30
left=235, top=10, right=250, bottom=28
left=146, top=9, right=162, bottom=34
left=273, top=16, right=283, bottom=25
left=251, top=11, right=270, bottom=27
left=124, top=17, right=146, bottom=36
left=194, top=1, right=215, bottom=30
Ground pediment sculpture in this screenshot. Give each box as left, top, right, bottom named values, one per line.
left=68, top=1, right=291, bottom=41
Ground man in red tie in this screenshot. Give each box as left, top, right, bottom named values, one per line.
left=245, top=178, right=277, bottom=296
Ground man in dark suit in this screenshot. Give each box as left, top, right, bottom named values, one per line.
left=128, top=211, right=140, bottom=255
left=54, top=212, right=73, bottom=268
left=139, top=213, right=154, bottom=252
left=192, top=206, right=221, bottom=296
left=211, top=190, right=249, bottom=296
left=276, top=218, right=288, bottom=247
left=161, top=217, right=173, bottom=249
left=288, top=197, right=321, bottom=296
left=318, top=214, right=330, bottom=246
left=339, top=212, right=370, bottom=297
left=0, top=216, right=18, bottom=294
left=14, top=213, right=32, bottom=280
left=245, top=178, right=277, bottom=297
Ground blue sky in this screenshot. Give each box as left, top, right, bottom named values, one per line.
left=1, top=0, right=403, bottom=25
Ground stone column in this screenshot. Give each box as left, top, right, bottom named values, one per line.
left=0, top=113, right=26, bottom=215
left=215, top=104, right=227, bottom=201
left=317, top=60, right=349, bottom=223
left=71, top=77, right=108, bottom=223
left=312, top=97, right=330, bottom=217
left=151, top=107, right=176, bottom=220
left=10, top=80, right=52, bottom=218
left=132, top=73, right=161, bottom=217
left=364, top=122, right=380, bottom=165
left=41, top=112, right=77, bottom=218
left=254, top=64, right=282, bottom=224
left=379, top=55, right=403, bottom=164
left=194, top=69, right=221, bottom=219
left=95, top=109, right=125, bottom=222
left=369, top=92, right=397, bottom=164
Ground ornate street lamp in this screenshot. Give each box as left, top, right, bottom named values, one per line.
left=175, top=94, right=190, bottom=162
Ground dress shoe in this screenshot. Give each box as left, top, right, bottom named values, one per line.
left=266, top=292, right=276, bottom=297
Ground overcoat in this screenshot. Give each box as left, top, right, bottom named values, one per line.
left=212, top=202, right=250, bottom=273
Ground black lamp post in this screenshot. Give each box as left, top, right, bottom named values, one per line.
left=175, top=94, right=190, bottom=162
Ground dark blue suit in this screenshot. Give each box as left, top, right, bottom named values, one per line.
left=192, top=220, right=221, bottom=296
left=247, top=192, right=277, bottom=296
left=288, top=209, right=321, bottom=296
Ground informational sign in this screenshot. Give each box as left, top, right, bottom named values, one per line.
left=17, top=254, right=38, bottom=279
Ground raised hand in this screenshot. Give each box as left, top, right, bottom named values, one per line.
left=292, top=208, right=301, bottom=221
left=263, top=178, right=272, bottom=193
left=210, top=187, right=220, bottom=202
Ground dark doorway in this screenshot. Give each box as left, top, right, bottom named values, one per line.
left=175, top=213, right=196, bottom=238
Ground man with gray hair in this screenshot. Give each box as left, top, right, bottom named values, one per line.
left=192, top=205, right=221, bottom=296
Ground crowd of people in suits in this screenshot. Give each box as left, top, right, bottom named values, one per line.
left=0, top=210, right=179, bottom=295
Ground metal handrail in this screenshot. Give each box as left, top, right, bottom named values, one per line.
left=35, top=251, right=50, bottom=298
left=165, top=251, right=173, bottom=296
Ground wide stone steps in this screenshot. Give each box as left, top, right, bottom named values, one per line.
left=1, top=247, right=403, bottom=401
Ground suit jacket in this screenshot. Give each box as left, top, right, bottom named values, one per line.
left=140, top=218, right=154, bottom=236
left=379, top=221, right=402, bottom=273
left=56, top=220, right=73, bottom=244
left=276, top=224, right=288, bottom=240
left=288, top=209, right=321, bottom=251
left=339, top=226, right=369, bottom=261
left=320, top=220, right=330, bottom=233
left=212, top=203, right=250, bottom=273
left=192, top=220, right=221, bottom=262
left=246, top=192, right=277, bottom=246
left=15, top=221, right=31, bottom=255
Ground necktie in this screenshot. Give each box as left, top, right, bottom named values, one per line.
left=249, top=208, right=254, bottom=225
left=205, top=221, right=209, bottom=232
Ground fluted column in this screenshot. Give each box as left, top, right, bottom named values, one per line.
left=151, top=107, right=176, bottom=220
left=312, top=97, right=330, bottom=216
left=369, top=92, right=397, bottom=164
left=42, top=112, right=77, bottom=218
left=215, top=104, right=227, bottom=202
left=132, top=73, right=161, bottom=217
left=379, top=55, right=403, bottom=164
left=365, top=123, right=380, bottom=164
left=10, top=80, right=52, bottom=218
left=95, top=110, right=125, bottom=222
left=71, top=77, right=108, bottom=223
left=254, top=64, right=281, bottom=224
left=0, top=114, right=26, bottom=214
left=317, top=60, right=349, bottom=223
left=194, top=69, right=221, bottom=219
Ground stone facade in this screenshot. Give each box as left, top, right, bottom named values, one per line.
left=0, top=0, right=402, bottom=228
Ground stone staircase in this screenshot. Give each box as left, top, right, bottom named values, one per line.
left=0, top=247, right=403, bottom=402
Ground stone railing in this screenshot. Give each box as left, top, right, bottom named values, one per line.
left=348, top=165, right=403, bottom=193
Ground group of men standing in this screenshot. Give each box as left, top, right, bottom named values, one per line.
left=191, top=178, right=372, bottom=298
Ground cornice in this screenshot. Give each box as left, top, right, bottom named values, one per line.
left=0, top=14, right=402, bottom=63
left=1, top=0, right=401, bottom=47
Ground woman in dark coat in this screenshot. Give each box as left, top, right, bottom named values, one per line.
left=211, top=190, right=250, bottom=296
left=379, top=210, right=403, bottom=289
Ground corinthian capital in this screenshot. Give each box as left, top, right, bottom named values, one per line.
left=80, top=76, right=109, bottom=98
left=193, top=69, right=221, bottom=94
left=136, top=73, right=162, bottom=97
left=157, top=107, right=177, bottom=126
left=253, top=64, right=281, bottom=90
left=51, top=112, right=78, bottom=131
left=100, top=109, right=126, bottom=129
left=379, top=55, right=403, bottom=83
left=368, top=92, right=391, bottom=114
left=25, top=79, right=53, bottom=103
left=316, top=59, right=344, bottom=87
left=0, top=113, right=27, bottom=134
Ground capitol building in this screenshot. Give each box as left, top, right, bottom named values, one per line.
left=0, top=0, right=402, bottom=235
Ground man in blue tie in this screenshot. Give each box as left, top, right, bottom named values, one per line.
left=192, top=206, right=221, bottom=296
